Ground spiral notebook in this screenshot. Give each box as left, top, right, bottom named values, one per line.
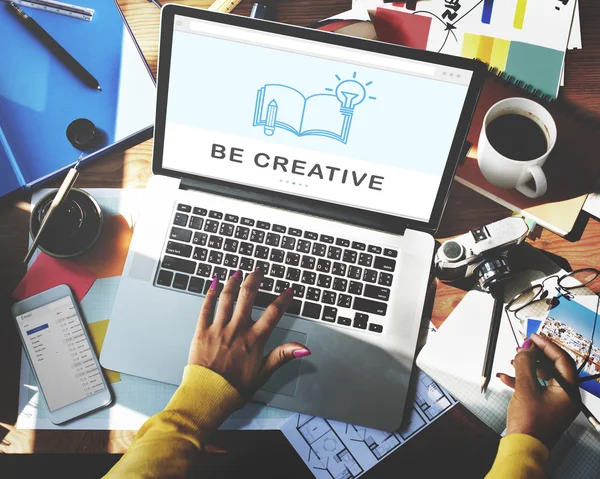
left=455, top=68, right=600, bottom=236
left=0, top=0, right=156, bottom=199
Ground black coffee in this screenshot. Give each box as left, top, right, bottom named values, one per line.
left=486, top=113, right=548, bottom=161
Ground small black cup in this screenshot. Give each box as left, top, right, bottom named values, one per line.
left=30, top=189, right=103, bottom=258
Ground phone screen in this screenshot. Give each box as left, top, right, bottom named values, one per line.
left=15, top=295, right=106, bottom=412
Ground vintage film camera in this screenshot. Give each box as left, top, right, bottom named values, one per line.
left=434, top=217, right=529, bottom=290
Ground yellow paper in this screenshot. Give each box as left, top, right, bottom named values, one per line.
left=461, top=33, right=480, bottom=60
left=476, top=35, right=494, bottom=64
left=88, top=320, right=121, bottom=383
left=461, top=34, right=510, bottom=71
left=490, top=38, right=510, bottom=71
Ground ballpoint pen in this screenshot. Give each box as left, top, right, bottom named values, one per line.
left=8, top=2, right=102, bottom=90
left=24, top=154, right=84, bottom=264
left=536, top=349, right=600, bottom=433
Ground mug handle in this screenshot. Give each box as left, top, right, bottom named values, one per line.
left=516, top=165, right=547, bottom=199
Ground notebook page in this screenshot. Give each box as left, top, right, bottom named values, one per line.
left=416, top=269, right=552, bottom=433
left=548, top=413, right=600, bottom=478
left=417, top=289, right=515, bottom=433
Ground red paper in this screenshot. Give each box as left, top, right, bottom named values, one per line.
left=13, top=252, right=97, bottom=303
left=393, top=2, right=417, bottom=10
left=373, top=7, right=432, bottom=50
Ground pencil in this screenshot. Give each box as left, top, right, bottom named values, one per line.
left=537, top=353, right=600, bottom=433
left=208, top=0, right=242, bottom=14
left=9, top=2, right=101, bottom=90
left=481, top=284, right=504, bottom=393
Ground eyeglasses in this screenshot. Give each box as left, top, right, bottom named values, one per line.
left=505, top=268, right=600, bottom=383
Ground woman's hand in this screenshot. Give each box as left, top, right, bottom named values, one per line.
left=188, top=269, right=310, bottom=399
left=497, top=333, right=580, bottom=448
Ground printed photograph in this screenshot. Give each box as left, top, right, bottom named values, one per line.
left=539, top=296, right=600, bottom=398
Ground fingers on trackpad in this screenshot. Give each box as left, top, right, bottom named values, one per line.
left=261, top=327, right=308, bottom=397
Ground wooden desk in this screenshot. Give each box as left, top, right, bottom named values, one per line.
left=1, top=1, right=599, bottom=476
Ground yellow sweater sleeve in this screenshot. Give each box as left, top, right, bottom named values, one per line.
left=486, top=434, right=549, bottom=479
left=103, top=365, right=243, bottom=479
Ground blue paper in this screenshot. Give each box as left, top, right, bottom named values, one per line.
left=0, top=0, right=154, bottom=197
left=526, top=318, right=543, bottom=338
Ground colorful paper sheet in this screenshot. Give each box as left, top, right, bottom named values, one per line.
left=12, top=252, right=97, bottom=303
left=88, top=320, right=121, bottom=384
left=372, top=7, right=431, bottom=49
left=73, top=214, right=133, bottom=279
left=359, top=0, right=577, bottom=98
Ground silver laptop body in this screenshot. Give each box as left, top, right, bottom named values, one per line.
left=101, top=5, right=484, bottom=430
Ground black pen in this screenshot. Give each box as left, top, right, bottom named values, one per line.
left=147, top=0, right=162, bottom=8
left=537, top=352, right=600, bottom=433
left=481, top=284, right=504, bottom=393
left=9, top=2, right=102, bottom=91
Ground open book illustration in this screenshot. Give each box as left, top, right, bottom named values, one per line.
left=253, top=76, right=375, bottom=144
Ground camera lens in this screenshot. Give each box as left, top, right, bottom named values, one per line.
left=440, top=240, right=465, bottom=262
left=475, top=255, right=511, bottom=290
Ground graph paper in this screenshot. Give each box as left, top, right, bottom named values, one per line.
left=548, top=412, right=600, bottom=478
left=80, top=277, right=122, bottom=323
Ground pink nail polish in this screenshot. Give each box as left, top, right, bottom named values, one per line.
left=233, top=270, right=241, bottom=278
left=293, top=348, right=311, bottom=358
left=521, top=338, right=533, bottom=349
left=210, top=277, right=219, bottom=291
left=285, top=287, right=294, bottom=295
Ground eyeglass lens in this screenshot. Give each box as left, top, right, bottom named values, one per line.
left=508, top=285, right=544, bottom=312
left=559, top=269, right=600, bottom=290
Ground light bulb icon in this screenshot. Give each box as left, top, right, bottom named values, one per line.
left=335, top=79, right=366, bottom=115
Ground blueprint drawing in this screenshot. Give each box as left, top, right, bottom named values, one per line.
left=281, top=370, right=457, bottom=479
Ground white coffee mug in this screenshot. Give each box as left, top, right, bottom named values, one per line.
left=478, top=98, right=557, bottom=199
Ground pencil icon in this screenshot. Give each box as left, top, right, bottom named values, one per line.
left=264, top=100, right=277, bottom=136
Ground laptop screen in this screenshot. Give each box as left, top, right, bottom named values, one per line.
left=161, top=16, right=474, bottom=224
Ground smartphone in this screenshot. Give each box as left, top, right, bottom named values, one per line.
left=11, top=284, right=112, bottom=424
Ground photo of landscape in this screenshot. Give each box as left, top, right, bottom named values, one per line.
left=539, top=296, right=600, bottom=398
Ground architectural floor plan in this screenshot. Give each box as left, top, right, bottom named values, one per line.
left=281, top=370, right=457, bottom=479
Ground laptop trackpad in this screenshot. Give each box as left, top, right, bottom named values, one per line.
left=260, top=327, right=308, bottom=397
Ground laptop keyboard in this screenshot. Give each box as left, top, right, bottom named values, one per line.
left=154, top=203, right=398, bottom=334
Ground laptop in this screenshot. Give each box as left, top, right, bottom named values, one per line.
left=101, top=4, right=484, bottom=431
